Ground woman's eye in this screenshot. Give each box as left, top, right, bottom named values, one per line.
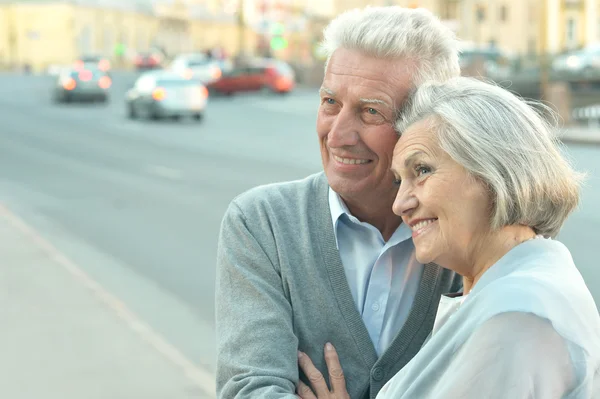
left=393, top=177, right=401, bottom=186
left=416, top=165, right=431, bottom=176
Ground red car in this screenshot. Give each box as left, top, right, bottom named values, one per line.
left=207, top=59, right=295, bottom=95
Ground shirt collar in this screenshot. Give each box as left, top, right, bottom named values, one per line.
left=329, top=188, right=348, bottom=249
left=328, top=187, right=413, bottom=248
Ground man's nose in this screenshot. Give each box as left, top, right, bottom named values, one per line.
left=327, top=108, right=360, bottom=147
left=392, top=184, right=418, bottom=217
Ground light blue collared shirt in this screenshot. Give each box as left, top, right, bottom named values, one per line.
left=329, top=188, right=424, bottom=356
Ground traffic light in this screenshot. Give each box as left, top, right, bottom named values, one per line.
left=269, top=22, right=288, bottom=51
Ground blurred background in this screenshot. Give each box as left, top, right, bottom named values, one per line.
left=0, top=0, right=598, bottom=398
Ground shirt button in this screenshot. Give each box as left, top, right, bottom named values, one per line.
left=371, top=302, right=380, bottom=311
left=372, top=366, right=385, bottom=382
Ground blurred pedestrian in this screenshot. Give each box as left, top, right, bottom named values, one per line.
left=298, top=78, right=600, bottom=398
left=215, top=6, right=461, bottom=398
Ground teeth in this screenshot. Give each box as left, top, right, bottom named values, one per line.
left=333, top=155, right=370, bottom=165
left=412, top=219, right=437, bottom=231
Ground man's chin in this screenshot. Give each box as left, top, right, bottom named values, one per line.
left=326, top=176, right=366, bottom=197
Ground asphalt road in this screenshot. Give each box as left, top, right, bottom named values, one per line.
left=0, top=71, right=598, bottom=379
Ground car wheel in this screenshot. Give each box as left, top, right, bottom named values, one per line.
left=583, top=66, right=595, bottom=78
left=261, top=85, right=273, bottom=95
left=52, top=92, right=63, bottom=104
left=193, top=113, right=204, bottom=122
left=127, top=104, right=137, bottom=119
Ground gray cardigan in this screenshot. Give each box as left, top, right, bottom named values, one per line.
left=215, top=172, right=461, bottom=399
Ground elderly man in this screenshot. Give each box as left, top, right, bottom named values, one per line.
left=215, top=6, right=462, bottom=399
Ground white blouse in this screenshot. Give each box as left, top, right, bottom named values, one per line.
left=376, top=238, right=600, bottom=398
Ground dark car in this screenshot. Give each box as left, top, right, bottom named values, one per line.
left=134, top=52, right=163, bottom=70
left=125, top=72, right=208, bottom=121
left=207, top=58, right=295, bottom=95
left=52, top=68, right=112, bottom=103
left=75, top=55, right=111, bottom=74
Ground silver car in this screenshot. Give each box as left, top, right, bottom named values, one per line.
left=52, top=68, right=111, bottom=103
left=125, top=72, right=208, bottom=121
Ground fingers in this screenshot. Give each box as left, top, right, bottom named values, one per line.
left=298, top=351, right=329, bottom=397
left=324, top=343, right=347, bottom=395
left=296, top=380, right=317, bottom=399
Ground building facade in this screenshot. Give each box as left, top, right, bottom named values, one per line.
left=0, top=0, right=261, bottom=72
left=332, top=0, right=600, bottom=57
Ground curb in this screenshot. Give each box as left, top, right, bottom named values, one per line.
left=0, top=202, right=217, bottom=397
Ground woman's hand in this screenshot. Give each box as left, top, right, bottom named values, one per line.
left=296, top=343, right=350, bottom=399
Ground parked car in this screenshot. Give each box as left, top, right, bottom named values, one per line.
left=125, top=71, right=208, bottom=121
left=74, top=55, right=111, bottom=74
left=552, top=44, right=600, bottom=77
left=52, top=67, right=111, bottom=103
left=169, top=53, right=223, bottom=84
left=459, top=46, right=513, bottom=80
left=207, top=58, right=295, bottom=95
left=134, top=52, right=163, bottom=70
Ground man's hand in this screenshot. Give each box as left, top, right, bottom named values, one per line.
left=296, top=343, right=350, bottom=399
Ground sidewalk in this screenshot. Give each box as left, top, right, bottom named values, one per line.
left=0, top=204, right=215, bottom=399
left=559, top=126, right=600, bottom=145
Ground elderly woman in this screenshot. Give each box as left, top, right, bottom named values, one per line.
left=297, top=77, right=600, bottom=398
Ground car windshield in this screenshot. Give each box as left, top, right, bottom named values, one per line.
left=274, top=62, right=294, bottom=76
left=70, top=69, right=105, bottom=79
left=156, top=78, right=197, bottom=87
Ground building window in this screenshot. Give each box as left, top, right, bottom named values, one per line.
left=500, top=5, right=508, bottom=22
left=528, top=38, right=536, bottom=55
left=528, top=2, right=536, bottom=23
left=104, top=28, right=114, bottom=56
left=476, top=5, right=486, bottom=22
left=137, top=30, right=147, bottom=52
left=78, top=26, right=91, bottom=56
left=567, top=18, right=576, bottom=49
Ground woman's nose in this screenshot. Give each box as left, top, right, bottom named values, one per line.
left=392, top=186, right=418, bottom=217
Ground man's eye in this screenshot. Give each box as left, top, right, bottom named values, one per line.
left=367, top=108, right=378, bottom=115
left=324, top=98, right=336, bottom=105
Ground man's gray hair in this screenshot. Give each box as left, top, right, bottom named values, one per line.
left=321, top=6, right=460, bottom=86
left=395, top=77, right=584, bottom=238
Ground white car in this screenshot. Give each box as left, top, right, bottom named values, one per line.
left=125, top=71, right=208, bottom=121
left=169, top=53, right=223, bottom=84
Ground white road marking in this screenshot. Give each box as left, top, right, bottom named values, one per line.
left=147, top=165, right=183, bottom=180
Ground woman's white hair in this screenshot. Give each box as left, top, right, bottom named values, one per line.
left=321, top=6, right=460, bottom=86
left=396, top=77, right=584, bottom=238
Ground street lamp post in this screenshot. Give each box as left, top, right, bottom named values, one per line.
left=237, top=0, right=246, bottom=58
left=539, top=0, right=549, bottom=98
